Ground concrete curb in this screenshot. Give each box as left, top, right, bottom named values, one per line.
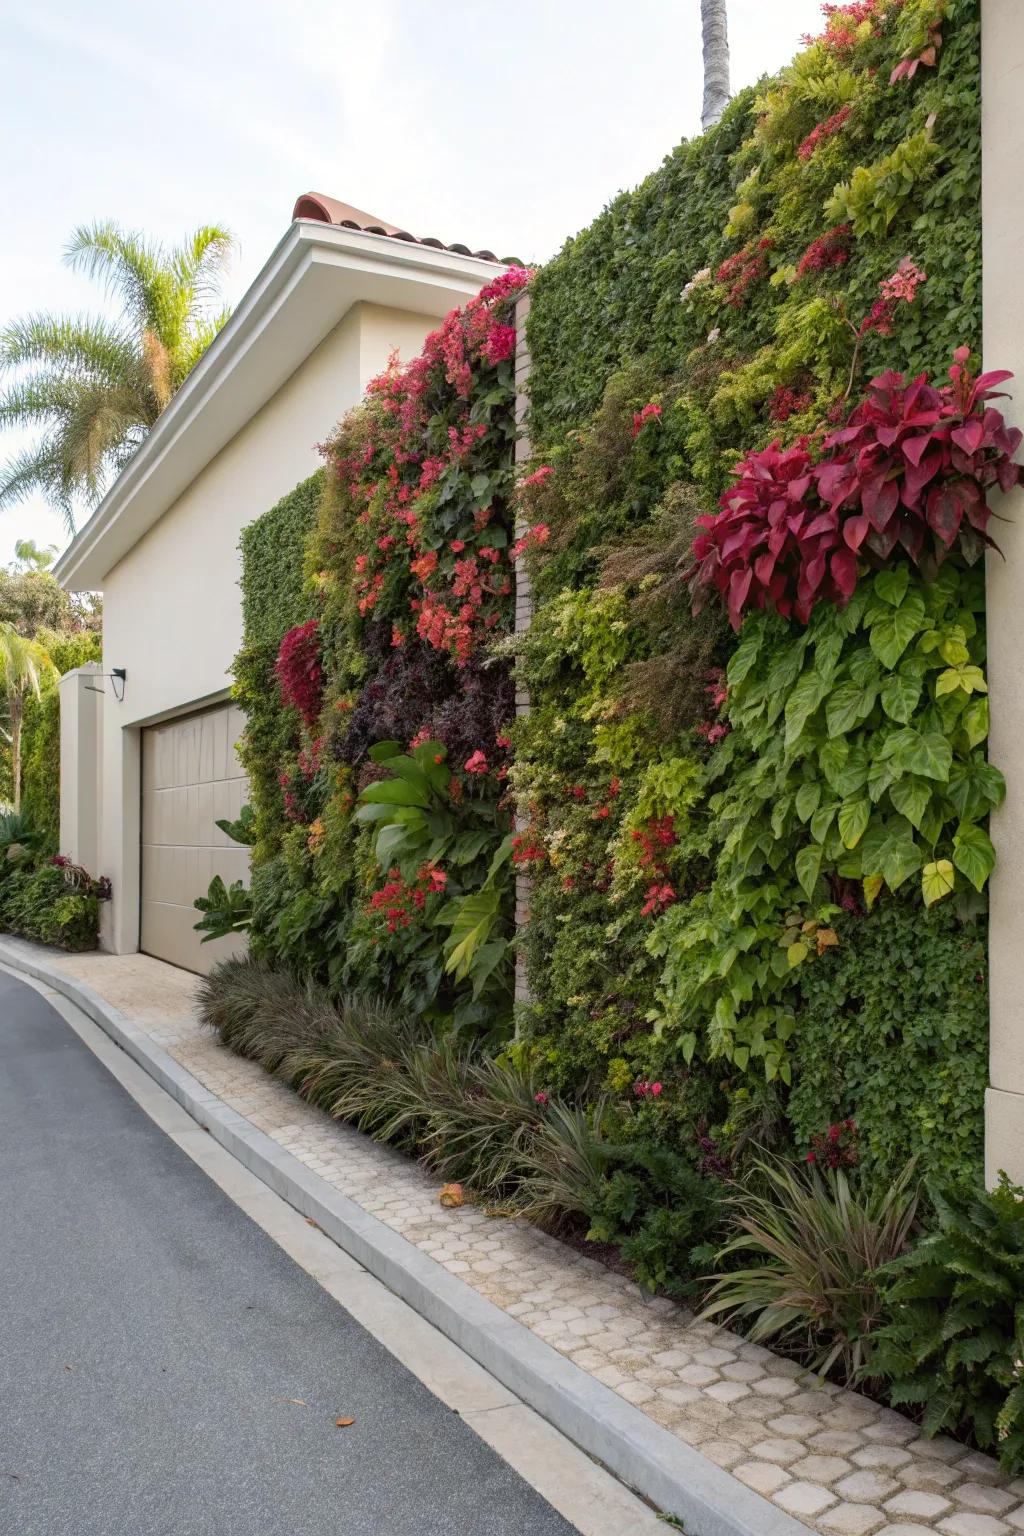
left=0, top=938, right=810, bottom=1536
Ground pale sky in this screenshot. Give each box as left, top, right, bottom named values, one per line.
left=0, top=0, right=826, bottom=568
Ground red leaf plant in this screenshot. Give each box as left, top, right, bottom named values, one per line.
left=276, top=620, right=324, bottom=727
left=691, top=350, right=1023, bottom=629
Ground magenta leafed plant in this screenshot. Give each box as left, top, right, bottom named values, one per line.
left=691, top=351, right=1024, bottom=629
left=275, top=619, right=323, bottom=727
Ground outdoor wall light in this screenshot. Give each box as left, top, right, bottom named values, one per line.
left=84, top=668, right=127, bottom=702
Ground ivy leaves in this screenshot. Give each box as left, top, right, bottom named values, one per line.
left=657, top=563, right=1002, bottom=1082
left=738, top=565, right=1002, bottom=909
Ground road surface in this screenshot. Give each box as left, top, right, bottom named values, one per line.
left=0, top=968, right=579, bottom=1536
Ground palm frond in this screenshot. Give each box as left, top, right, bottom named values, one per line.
left=172, top=224, right=236, bottom=314
left=0, top=441, right=77, bottom=532
left=173, top=308, right=231, bottom=386
left=63, top=221, right=162, bottom=332
left=0, top=314, right=136, bottom=385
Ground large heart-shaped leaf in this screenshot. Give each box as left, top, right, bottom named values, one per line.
left=921, top=859, right=956, bottom=907
left=952, top=822, right=996, bottom=892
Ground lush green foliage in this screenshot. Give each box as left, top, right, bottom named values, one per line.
left=514, top=0, right=993, bottom=1211
left=527, top=0, right=981, bottom=472
left=233, top=477, right=322, bottom=867
left=199, top=953, right=716, bottom=1294
left=213, top=1, right=1003, bottom=1406
left=193, top=874, right=252, bottom=943
left=231, top=269, right=529, bottom=1035
left=0, top=844, right=103, bottom=951
left=872, top=1176, right=1024, bottom=1473
left=239, top=472, right=322, bottom=650
left=791, top=899, right=988, bottom=1184
left=20, top=630, right=102, bottom=848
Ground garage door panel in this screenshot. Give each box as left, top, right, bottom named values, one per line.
left=141, top=704, right=250, bottom=975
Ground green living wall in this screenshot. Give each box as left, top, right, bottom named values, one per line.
left=233, top=271, right=527, bottom=1032
left=234, top=470, right=322, bottom=867
left=514, top=0, right=993, bottom=1190
left=21, top=630, right=102, bottom=849
left=222, top=0, right=998, bottom=1245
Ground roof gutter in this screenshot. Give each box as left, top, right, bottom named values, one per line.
left=54, top=222, right=505, bottom=591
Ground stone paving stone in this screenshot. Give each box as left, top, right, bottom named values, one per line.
left=883, top=1490, right=954, bottom=1520
left=854, top=1447, right=915, bottom=1471
left=733, top=1461, right=793, bottom=1496
left=789, top=1454, right=855, bottom=1485
left=955, top=1488, right=1019, bottom=1517
left=837, top=1472, right=903, bottom=1504
left=937, top=1516, right=1013, bottom=1536
left=750, top=1437, right=807, bottom=1466
left=817, top=1503, right=888, bottom=1535
left=773, top=1480, right=838, bottom=1518
left=45, top=947, right=1021, bottom=1536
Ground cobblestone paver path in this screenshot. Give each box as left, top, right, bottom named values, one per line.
left=33, top=947, right=1024, bottom=1536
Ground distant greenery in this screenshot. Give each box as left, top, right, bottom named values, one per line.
left=0, top=220, right=235, bottom=529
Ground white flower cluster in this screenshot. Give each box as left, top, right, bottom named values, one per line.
left=680, top=267, right=711, bottom=302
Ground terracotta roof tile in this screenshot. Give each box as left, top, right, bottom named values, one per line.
left=292, top=192, right=520, bottom=266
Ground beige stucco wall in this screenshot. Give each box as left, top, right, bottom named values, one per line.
left=97, top=301, right=436, bottom=954
left=983, top=1, right=1024, bottom=1185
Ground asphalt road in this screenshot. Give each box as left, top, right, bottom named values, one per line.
left=0, top=968, right=579, bottom=1536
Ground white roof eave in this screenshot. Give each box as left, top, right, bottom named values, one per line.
left=54, top=222, right=505, bottom=592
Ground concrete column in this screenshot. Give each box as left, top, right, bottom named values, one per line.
left=513, top=289, right=534, bottom=1008
left=58, top=664, right=103, bottom=874
left=983, top=0, right=1024, bottom=1185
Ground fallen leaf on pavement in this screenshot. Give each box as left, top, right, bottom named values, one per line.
left=439, top=1183, right=464, bottom=1208
left=280, top=1398, right=307, bottom=1406
left=335, top=1417, right=355, bottom=1428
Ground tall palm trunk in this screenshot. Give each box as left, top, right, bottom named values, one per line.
left=701, top=0, right=731, bottom=131
left=10, top=694, right=23, bottom=813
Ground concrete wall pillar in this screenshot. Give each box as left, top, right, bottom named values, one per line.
left=983, top=0, right=1024, bottom=1185
left=513, top=289, right=534, bottom=1008
left=58, top=664, right=103, bottom=874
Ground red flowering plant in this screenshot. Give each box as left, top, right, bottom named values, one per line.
left=807, top=1118, right=859, bottom=1168
left=691, top=348, right=1023, bottom=629
left=275, top=620, right=323, bottom=727
left=322, top=265, right=532, bottom=673
left=715, top=239, right=774, bottom=309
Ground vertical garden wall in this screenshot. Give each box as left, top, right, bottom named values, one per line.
left=202, top=0, right=1024, bottom=1462
left=514, top=0, right=995, bottom=1189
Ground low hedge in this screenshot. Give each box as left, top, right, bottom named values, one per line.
left=0, top=858, right=101, bottom=950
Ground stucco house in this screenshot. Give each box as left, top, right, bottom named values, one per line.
left=54, top=195, right=511, bottom=974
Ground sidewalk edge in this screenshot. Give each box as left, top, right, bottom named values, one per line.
left=0, top=938, right=810, bottom=1536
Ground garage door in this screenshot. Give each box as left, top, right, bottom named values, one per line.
left=141, top=703, right=250, bottom=974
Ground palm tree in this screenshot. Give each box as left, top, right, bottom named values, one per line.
left=701, top=0, right=731, bottom=131
left=0, top=625, right=57, bottom=812
left=0, top=222, right=235, bottom=533
left=13, top=538, right=57, bottom=571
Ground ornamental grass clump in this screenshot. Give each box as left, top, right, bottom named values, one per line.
left=701, top=1153, right=920, bottom=1381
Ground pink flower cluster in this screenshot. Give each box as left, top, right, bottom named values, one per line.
left=632, top=403, right=662, bottom=438
left=797, top=103, right=853, bottom=161
left=275, top=620, right=323, bottom=728
left=510, top=523, right=551, bottom=562
left=716, top=239, right=773, bottom=308
left=795, top=224, right=851, bottom=280
left=331, top=263, right=532, bottom=668
left=634, top=1080, right=664, bottom=1099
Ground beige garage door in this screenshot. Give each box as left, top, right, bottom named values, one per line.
left=141, top=703, right=250, bottom=974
